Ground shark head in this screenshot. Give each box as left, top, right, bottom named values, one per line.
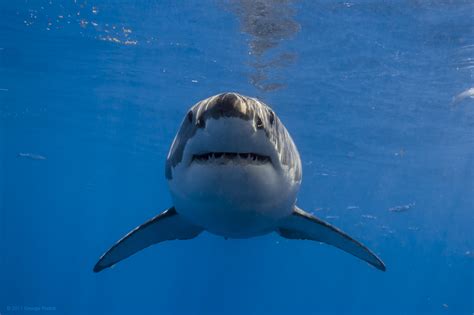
left=166, top=92, right=301, bottom=182
left=166, top=92, right=302, bottom=236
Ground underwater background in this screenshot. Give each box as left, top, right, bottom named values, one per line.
left=1, top=1, right=473, bottom=314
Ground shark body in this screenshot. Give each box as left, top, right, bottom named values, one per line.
left=94, top=92, right=385, bottom=272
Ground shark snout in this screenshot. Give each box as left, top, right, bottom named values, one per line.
left=204, top=92, right=251, bottom=121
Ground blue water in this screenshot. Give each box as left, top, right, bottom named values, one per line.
left=1, top=1, right=473, bottom=314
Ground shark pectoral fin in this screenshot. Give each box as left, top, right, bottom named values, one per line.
left=276, top=206, right=386, bottom=271
left=94, top=207, right=202, bottom=273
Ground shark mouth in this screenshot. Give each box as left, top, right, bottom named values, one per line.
left=192, top=152, right=271, bottom=164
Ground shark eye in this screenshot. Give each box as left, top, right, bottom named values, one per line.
left=187, top=111, right=193, bottom=123
left=256, top=116, right=264, bottom=129
left=197, top=118, right=206, bottom=128
left=268, top=111, right=275, bottom=125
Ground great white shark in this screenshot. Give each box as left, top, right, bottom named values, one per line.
left=94, top=92, right=386, bottom=272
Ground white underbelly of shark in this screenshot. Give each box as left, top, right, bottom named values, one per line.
left=169, top=157, right=297, bottom=237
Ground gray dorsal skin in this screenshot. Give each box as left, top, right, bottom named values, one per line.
left=94, top=92, right=385, bottom=272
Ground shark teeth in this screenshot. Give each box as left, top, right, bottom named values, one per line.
left=192, top=152, right=271, bottom=164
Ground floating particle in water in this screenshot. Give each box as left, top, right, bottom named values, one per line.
left=464, top=251, right=474, bottom=258
left=191, top=80, right=198, bottom=83
left=325, top=215, right=339, bottom=220
left=123, top=40, right=138, bottom=46
left=315, top=170, right=336, bottom=177
left=17, top=153, right=46, bottom=160
left=382, top=231, right=395, bottom=237
left=389, top=202, right=415, bottom=213
left=98, top=35, right=138, bottom=46
left=394, top=148, right=405, bottom=157
left=92, top=6, right=99, bottom=14
left=361, top=214, right=377, bottom=220
left=442, top=304, right=448, bottom=308
left=99, top=36, right=121, bottom=44
left=346, top=205, right=359, bottom=210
